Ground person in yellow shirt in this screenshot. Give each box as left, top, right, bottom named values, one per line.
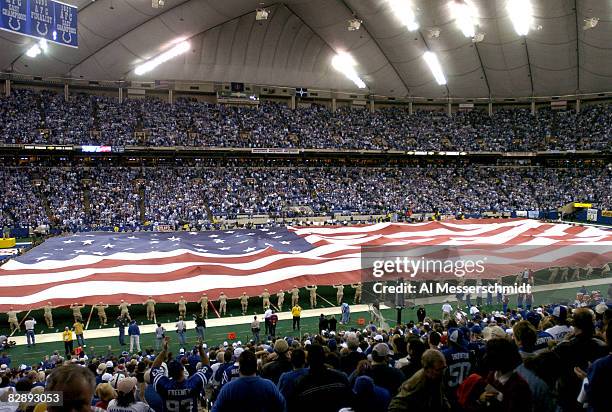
left=73, top=319, right=85, bottom=348
left=62, top=327, right=74, bottom=356
left=291, top=304, right=302, bottom=330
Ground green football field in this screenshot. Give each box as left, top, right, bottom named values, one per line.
left=3, top=281, right=606, bottom=366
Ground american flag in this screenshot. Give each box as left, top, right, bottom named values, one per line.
left=0, top=219, right=611, bottom=310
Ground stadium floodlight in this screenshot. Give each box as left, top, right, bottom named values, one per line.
left=450, top=0, right=478, bottom=38
left=332, top=52, right=366, bottom=89
left=507, top=0, right=533, bottom=36
left=583, top=17, right=599, bottom=30
left=423, top=51, right=446, bottom=85
left=134, top=41, right=190, bottom=75
left=26, top=39, right=48, bottom=58
left=387, top=0, right=419, bottom=31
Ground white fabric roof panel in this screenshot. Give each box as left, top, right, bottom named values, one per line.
left=1, top=0, right=611, bottom=98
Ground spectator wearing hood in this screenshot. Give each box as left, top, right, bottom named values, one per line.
left=388, top=349, right=450, bottom=412
left=261, top=339, right=292, bottom=385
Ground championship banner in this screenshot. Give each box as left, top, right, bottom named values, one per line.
left=0, top=0, right=78, bottom=47
left=602, top=210, right=612, bottom=218
left=587, top=208, right=598, bottom=222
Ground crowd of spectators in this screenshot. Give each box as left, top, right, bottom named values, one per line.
left=1, top=165, right=610, bottom=230
left=1, top=89, right=611, bottom=151
left=0, top=292, right=610, bottom=411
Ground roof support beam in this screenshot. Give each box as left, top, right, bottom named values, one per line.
left=574, top=0, right=580, bottom=92
left=339, top=0, right=410, bottom=95
left=474, top=43, right=491, bottom=97
left=524, top=37, right=534, bottom=96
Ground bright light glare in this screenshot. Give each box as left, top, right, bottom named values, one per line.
left=332, top=52, right=367, bottom=89
left=134, top=41, right=190, bottom=75
left=507, top=0, right=533, bottom=36
left=450, top=0, right=478, bottom=38
left=423, top=51, right=446, bottom=85
left=38, top=39, right=48, bottom=52
left=26, top=39, right=49, bottom=58
left=387, top=0, right=419, bottom=31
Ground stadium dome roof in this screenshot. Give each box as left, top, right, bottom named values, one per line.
left=1, top=0, right=611, bottom=98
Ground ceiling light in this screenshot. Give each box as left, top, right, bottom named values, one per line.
left=134, top=41, right=190, bottom=75
left=450, top=0, right=478, bottom=38
left=583, top=17, right=599, bottom=30
left=387, top=0, right=419, bottom=31
left=25, top=39, right=49, bottom=58
left=256, top=8, right=269, bottom=20
left=472, top=32, right=485, bottom=43
left=428, top=27, right=441, bottom=39
left=332, top=52, right=366, bottom=89
left=507, top=0, right=533, bottom=36
left=348, top=18, right=362, bottom=31
left=423, top=51, right=446, bottom=85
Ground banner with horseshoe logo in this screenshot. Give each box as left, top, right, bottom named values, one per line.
left=0, top=0, right=77, bottom=47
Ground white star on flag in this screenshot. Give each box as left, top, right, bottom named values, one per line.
left=268, top=232, right=276, bottom=235
left=237, top=240, right=248, bottom=244
left=53, top=248, right=64, bottom=251
left=208, top=234, right=219, bottom=238
left=92, top=252, right=106, bottom=256
left=168, top=236, right=181, bottom=241
left=195, top=248, right=208, bottom=252
left=102, top=243, right=115, bottom=249
left=289, top=250, right=301, bottom=254
left=35, top=256, right=48, bottom=261
left=224, top=231, right=235, bottom=234
left=63, top=239, right=76, bottom=244
left=74, top=249, right=86, bottom=253
left=246, top=233, right=255, bottom=236
left=85, top=234, right=95, bottom=237
left=264, top=243, right=273, bottom=247
left=124, top=248, right=134, bottom=251
left=273, top=236, right=282, bottom=239
left=189, top=232, right=198, bottom=235
left=260, top=228, right=269, bottom=232
left=127, top=236, right=138, bottom=240
left=213, top=239, right=225, bottom=244
left=280, top=241, right=291, bottom=244
left=218, top=247, right=231, bottom=251
left=150, top=241, right=159, bottom=244
left=194, top=244, right=205, bottom=247
left=82, top=240, right=94, bottom=245
left=244, top=247, right=256, bottom=252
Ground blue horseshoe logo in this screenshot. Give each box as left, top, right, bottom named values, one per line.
left=62, top=31, right=72, bottom=44
left=8, top=17, right=21, bottom=32
left=36, top=21, right=48, bottom=36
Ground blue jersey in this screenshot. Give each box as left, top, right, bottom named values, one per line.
left=441, top=347, right=472, bottom=389
left=221, top=364, right=240, bottom=387
left=534, top=330, right=554, bottom=353
left=152, top=366, right=212, bottom=412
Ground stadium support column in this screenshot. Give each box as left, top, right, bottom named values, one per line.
left=488, top=101, right=493, bottom=116
left=118, top=87, right=123, bottom=104
left=332, top=97, right=337, bottom=113
left=64, top=83, right=69, bottom=100
left=531, top=99, right=536, bottom=115
left=291, top=94, right=296, bottom=110
left=369, top=98, right=374, bottom=113
left=575, top=99, right=580, bottom=113
left=408, top=101, right=413, bottom=115
left=169, top=89, right=173, bottom=105
left=447, top=101, right=452, bottom=116
left=4, top=79, right=9, bottom=97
